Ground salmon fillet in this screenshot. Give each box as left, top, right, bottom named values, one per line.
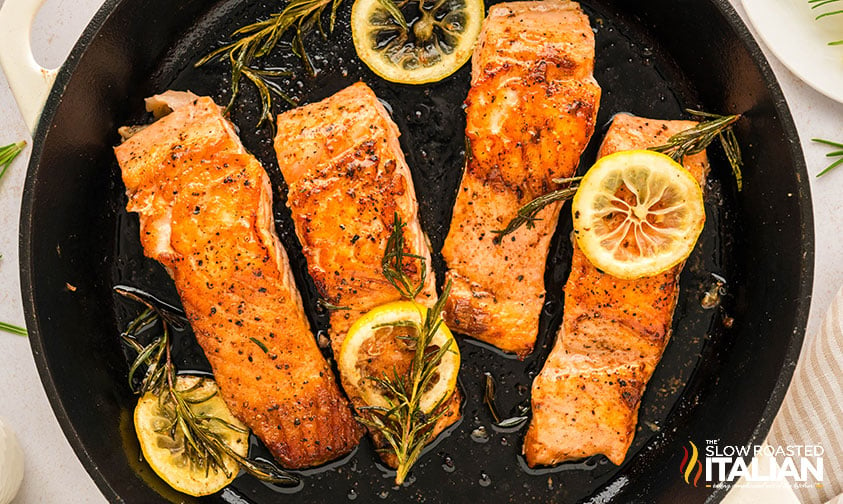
left=441, top=0, right=601, bottom=357
left=273, top=82, right=460, bottom=466
left=524, top=113, right=709, bottom=467
left=115, top=91, right=362, bottom=469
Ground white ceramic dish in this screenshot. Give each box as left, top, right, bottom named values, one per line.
left=742, top=0, right=843, bottom=103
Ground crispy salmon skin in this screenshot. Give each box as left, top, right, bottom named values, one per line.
left=115, top=91, right=362, bottom=469
left=273, top=83, right=461, bottom=466
left=524, top=113, right=709, bottom=467
left=442, top=0, right=601, bottom=357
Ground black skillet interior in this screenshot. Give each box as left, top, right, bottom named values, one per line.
left=20, top=0, right=812, bottom=502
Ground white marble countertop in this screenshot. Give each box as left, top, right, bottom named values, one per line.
left=0, top=0, right=840, bottom=502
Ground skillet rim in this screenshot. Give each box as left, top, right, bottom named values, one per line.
left=17, top=0, right=813, bottom=502
left=19, top=0, right=125, bottom=501
left=702, top=0, right=814, bottom=501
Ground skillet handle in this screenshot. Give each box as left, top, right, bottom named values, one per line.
left=0, top=0, right=57, bottom=134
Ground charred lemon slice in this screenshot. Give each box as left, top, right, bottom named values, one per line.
left=338, top=301, right=460, bottom=413
left=134, top=376, right=249, bottom=496
left=572, top=150, right=705, bottom=279
left=351, top=0, right=484, bottom=84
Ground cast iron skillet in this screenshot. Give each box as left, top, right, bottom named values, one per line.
left=19, top=0, right=813, bottom=502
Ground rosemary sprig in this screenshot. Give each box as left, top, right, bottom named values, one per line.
left=0, top=140, right=25, bottom=181
left=357, top=213, right=455, bottom=485
left=491, top=176, right=582, bottom=242
left=0, top=141, right=28, bottom=337
left=809, top=0, right=843, bottom=45
left=381, top=213, right=428, bottom=299
left=650, top=109, right=743, bottom=190
left=195, top=0, right=343, bottom=126
left=494, top=110, right=743, bottom=241
left=813, top=138, right=843, bottom=177
left=116, top=287, right=299, bottom=486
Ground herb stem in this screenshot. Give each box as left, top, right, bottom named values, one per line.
left=0, top=321, right=27, bottom=337
left=358, top=213, right=455, bottom=485
left=492, top=178, right=581, bottom=242
left=650, top=109, right=742, bottom=189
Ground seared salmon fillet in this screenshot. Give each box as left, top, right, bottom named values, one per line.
left=273, top=83, right=436, bottom=353
left=524, top=113, right=708, bottom=466
left=441, top=0, right=601, bottom=357
left=115, top=91, right=362, bottom=469
left=273, top=82, right=460, bottom=466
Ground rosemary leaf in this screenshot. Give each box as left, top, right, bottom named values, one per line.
left=482, top=372, right=529, bottom=429
left=374, top=320, right=420, bottom=331
left=482, top=372, right=501, bottom=423
left=241, top=66, right=295, bottom=128
left=121, top=334, right=144, bottom=354
left=820, top=159, right=843, bottom=175
left=814, top=138, right=843, bottom=148
left=196, top=0, right=344, bottom=127
left=495, top=416, right=529, bottom=429
left=0, top=140, right=26, bottom=182
left=0, top=141, right=25, bottom=323
left=491, top=178, right=581, bottom=242
left=128, top=337, right=165, bottom=391
left=228, top=452, right=299, bottom=485
left=816, top=9, right=843, bottom=19
left=250, top=337, right=269, bottom=354
left=814, top=138, right=843, bottom=177
left=382, top=212, right=427, bottom=299
left=184, top=389, right=219, bottom=405
left=0, top=321, right=27, bottom=337
left=318, top=299, right=351, bottom=311
left=720, top=128, right=743, bottom=190
left=377, top=0, right=408, bottom=29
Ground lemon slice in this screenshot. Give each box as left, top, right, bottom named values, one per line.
left=338, top=301, right=460, bottom=413
left=134, top=376, right=249, bottom=496
left=351, top=0, right=484, bottom=84
left=572, top=150, right=705, bottom=279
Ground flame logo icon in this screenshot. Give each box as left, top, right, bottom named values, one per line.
left=680, top=441, right=703, bottom=487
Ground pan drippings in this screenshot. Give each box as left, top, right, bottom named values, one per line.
left=111, top=0, right=736, bottom=501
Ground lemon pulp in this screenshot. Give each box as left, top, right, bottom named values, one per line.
left=134, top=376, right=248, bottom=496
left=338, top=301, right=460, bottom=413
left=351, top=0, right=484, bottom=84
left=572, top=150, right=706, bottom=279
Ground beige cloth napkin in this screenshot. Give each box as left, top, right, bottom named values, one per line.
left=768, top=284, right=843, bottom=503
